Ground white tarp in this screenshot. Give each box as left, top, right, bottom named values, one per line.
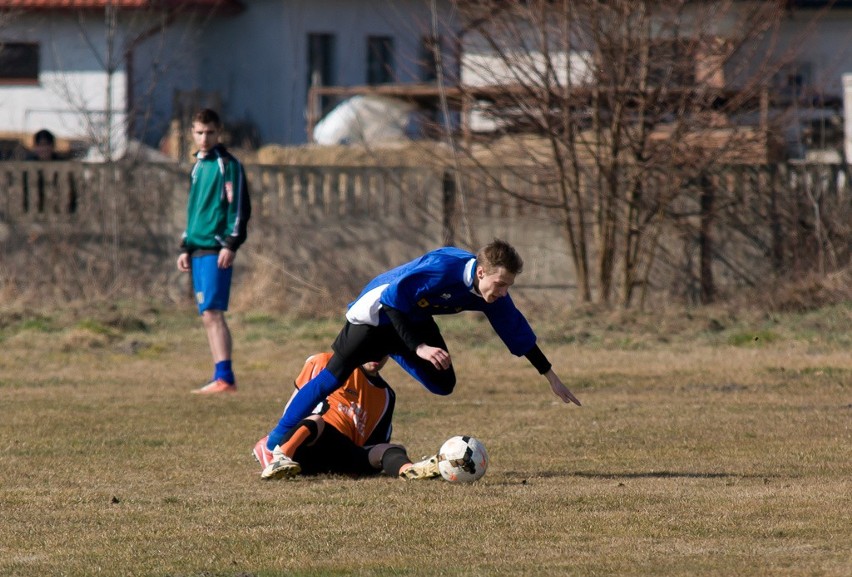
left=313, top=95, right=415, bottom=145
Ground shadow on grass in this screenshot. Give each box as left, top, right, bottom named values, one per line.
left=568, top=470, right=771, bottom=479
left=498, top=470, right=778, bottom=484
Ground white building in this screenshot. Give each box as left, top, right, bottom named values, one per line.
left=0, top=0, right=458, bottom=156
left=1, top=0, right=850, bottom=157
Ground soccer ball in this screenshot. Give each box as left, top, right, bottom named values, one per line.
left=437, top=435, right=489, bottom=483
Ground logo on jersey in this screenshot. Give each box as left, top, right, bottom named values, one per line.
left=337, top=401, right=367, bottom=439
left=417, top=298, right=430, bottom=308
left=440, top=293, right=452, bottom=299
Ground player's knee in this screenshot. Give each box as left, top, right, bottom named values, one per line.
left=430, top=374, right=456, bottom=395
left=303, top=415, right=324, bottom=441
left=200, top=309, right=224, bottom=327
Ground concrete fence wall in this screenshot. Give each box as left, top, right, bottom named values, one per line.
left=1, top=160, right=848, bottom=311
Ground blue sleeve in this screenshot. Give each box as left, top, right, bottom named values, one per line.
left=484, top=295, right=537, bottom=356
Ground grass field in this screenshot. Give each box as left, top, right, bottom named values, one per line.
left=0, top=301, right=850, bottom=576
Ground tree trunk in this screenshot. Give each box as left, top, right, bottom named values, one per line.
left=699, top=174, right=715, bottom=304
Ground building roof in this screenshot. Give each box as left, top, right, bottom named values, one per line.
left=0, top=0, right=242, bottom=11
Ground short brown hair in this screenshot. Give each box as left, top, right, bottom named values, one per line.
left=192, top=108, right=222, bottom=128
left=477, top=238, right=523, bottom=275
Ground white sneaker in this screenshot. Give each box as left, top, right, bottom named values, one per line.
left=261, top=447, right=302, bottom=480
left=399, top=454, right=440, bottom=480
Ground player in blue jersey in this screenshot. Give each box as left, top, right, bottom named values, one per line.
left=264, top=238, right=581, bottom=451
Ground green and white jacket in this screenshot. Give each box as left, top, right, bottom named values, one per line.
left=180, top=144, right=251, bottom=254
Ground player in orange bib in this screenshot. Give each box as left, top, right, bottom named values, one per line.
left=253, top=352, right=438, bottom=480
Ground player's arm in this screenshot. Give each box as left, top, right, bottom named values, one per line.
left=382, top=305, right=428, bottom=351
left=383, top=305, right=451, bottom=370
left=177, top=234, right=191, bottom=271
left=488, top=298, right=582, bottom=407
left=525, top=344, right=581, bottom=406
left=380, top=266, right=457, bottom=369
left=220, top=160, right=251, bottom=252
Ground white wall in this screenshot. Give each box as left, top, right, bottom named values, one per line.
left=462, top=51, right=593, bottom=87
left=0, top=9, right=203, bottom=155
left=196, top=0, right=459, bottom=145
left=0, top=1, right=459, bottom=151
left=0, top=15, right=126, bottom=142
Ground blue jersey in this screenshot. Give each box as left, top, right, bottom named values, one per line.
left=345, top=247, right=537, bottom=357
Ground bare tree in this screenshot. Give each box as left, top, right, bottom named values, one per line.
left=40, top=3, right=218, bottom=161
left=443, top=0, right=834, bottom=307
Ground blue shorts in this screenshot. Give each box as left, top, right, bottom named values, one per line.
left=191, top=254, right=232, bottom=314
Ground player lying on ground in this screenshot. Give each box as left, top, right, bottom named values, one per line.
left=254, top=352, right=439, bottom=480
left=264, top=239, right=581, bottom=450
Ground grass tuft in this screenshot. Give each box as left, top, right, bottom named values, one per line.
left=727, top=329, right=780, bottom=347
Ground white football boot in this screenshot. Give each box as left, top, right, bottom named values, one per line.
left=399, top=454, right=440, bottom=480
left=261, top=446, right=302, bottom=480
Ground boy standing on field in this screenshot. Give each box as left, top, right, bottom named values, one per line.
left=177, top=109, right=251, bottom=394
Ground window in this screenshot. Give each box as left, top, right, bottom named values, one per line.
left=420, top=35, right=439, bottom=82
left=0, top=42, right=39, bottom=84
left=367, top=36, right=394, bottom=85
left=308, top=33, right=336, bottom=114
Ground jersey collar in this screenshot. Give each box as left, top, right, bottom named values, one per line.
left=464, top=258, right=482, bottom=298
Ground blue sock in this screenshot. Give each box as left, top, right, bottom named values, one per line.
left=267, top=368, right=340, bottom=450
left=214, top=360, right=235, bottom=385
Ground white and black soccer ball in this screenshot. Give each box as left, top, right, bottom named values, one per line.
left=437, top=435, right=489, bottom=483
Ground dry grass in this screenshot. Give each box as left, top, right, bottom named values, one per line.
left=0, top=302, right=850, bottom=577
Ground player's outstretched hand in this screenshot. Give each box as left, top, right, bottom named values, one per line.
left=545, top=369, right=581, bottom=406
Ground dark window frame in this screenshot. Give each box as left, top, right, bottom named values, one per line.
left=420, top=35, right=439, bottom=82
left=308, top=32, right=336, bottom=115
left=0, top=41, right=40, bottom=85
left=366, top=35, right=394, bottom=85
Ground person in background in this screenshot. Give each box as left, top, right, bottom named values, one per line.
left=26, top=129, right=62, bottom=161
left=177, top=109, right=251, bottom=394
